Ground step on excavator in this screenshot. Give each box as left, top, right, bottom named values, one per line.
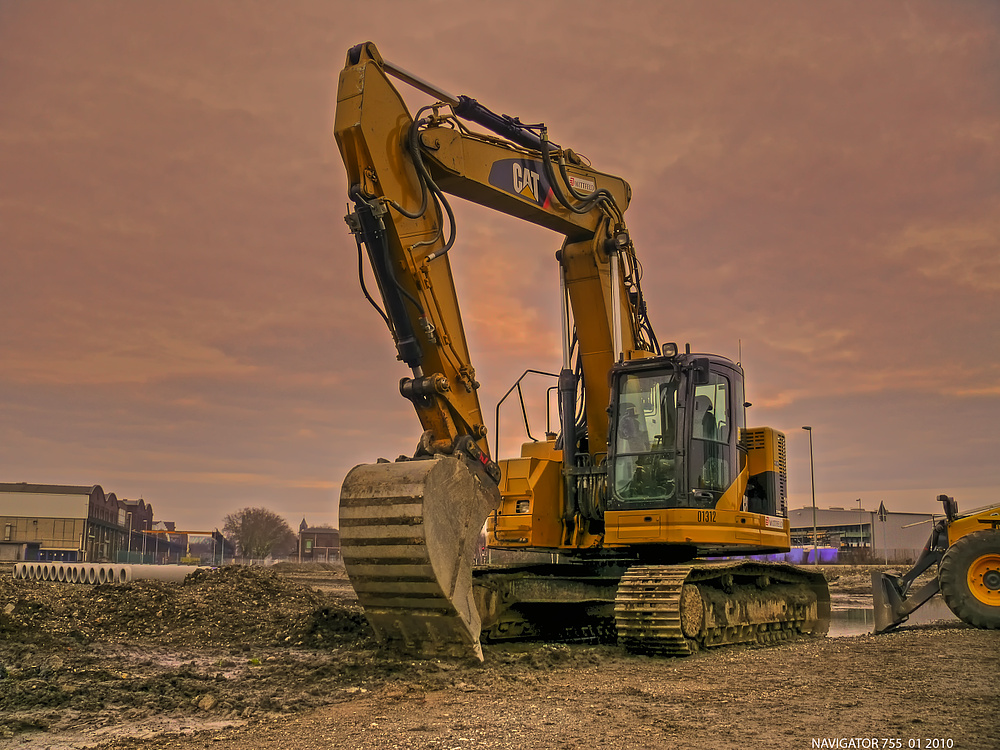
left=334, top=42, right=830, bottom=661
left=872, top=495, right=1000, bottom=633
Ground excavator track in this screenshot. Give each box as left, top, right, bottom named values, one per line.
left=615, top=561, right=830, bottom=654
left=339, top=456, right=500, bottom=662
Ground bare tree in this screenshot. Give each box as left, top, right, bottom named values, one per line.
left=222, top=507, right=296, bottom=560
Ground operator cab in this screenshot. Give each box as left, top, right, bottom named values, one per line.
left=607, top=350, right=746, bottom=511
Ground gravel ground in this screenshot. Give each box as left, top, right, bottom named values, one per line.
left=1, top=563, right=996, bottom=750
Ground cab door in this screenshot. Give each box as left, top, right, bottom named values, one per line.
left=686, top=365, right=740, bottom=508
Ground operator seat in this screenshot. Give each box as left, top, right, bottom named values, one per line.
left=693, top=395, right=716, bottom=441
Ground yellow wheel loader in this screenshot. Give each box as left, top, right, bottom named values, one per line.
left=334, top=42, right=829, bottom=661
left=872, top=495, right=1000, bottom=633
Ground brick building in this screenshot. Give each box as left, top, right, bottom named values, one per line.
left=297, top=519, right=341, bottom=563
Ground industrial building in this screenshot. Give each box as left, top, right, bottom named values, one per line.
left=0, top=483, right=123, bottom=561
left=789, top=505, right=936, bottom=563
left=0, top=482, right=187, bottom=562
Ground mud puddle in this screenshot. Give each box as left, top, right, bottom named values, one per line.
left=828, top=593, right=958, bottom=637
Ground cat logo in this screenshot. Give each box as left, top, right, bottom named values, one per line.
left=511, top=162, right=542, bottom=201
left=488, top=158, right=553, bottom=208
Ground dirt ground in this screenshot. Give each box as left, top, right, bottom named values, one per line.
left=1, top=563, right=997, bottom=750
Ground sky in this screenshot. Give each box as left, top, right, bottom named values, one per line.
left=1, top=0, right=998, bottom=532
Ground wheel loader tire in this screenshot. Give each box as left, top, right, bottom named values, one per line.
left=938, top=529, right=1000, bottom=629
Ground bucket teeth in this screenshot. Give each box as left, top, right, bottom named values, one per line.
left=340, top=456, right=500, bottom=661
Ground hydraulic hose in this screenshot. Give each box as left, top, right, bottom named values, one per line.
left=349, top=187, right=424, bottom=369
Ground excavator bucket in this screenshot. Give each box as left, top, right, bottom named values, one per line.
left=339, top=456, right=501, bottom=661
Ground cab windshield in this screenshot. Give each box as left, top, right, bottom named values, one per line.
left=611, top=369, right=679, bottom=505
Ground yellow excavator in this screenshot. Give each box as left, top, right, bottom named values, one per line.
left=334, top=42, right=829, bottom=661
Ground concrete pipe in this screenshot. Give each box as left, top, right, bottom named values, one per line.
left=13, top=563, right=25, bottom=580
left=116, top=566, right=130, bottom=585
left=40, top=564, right=51, bottom=581
left=27, top=563, right=37, bottom=580
left=85, top=564, right=98, bottom=584
left=32, top=563, right=43, bottom=581
left=68, top=565, right=79, bottom=583
left=55, top=564, right=65, bottom=582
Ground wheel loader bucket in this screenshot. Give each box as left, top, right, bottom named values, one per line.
left=872, top=571, right=907, bottom=633
left=871, top=570, right=940, bottom=634
left=339, top=455, right=501, bottom=661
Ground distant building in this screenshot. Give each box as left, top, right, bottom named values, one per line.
left=120, top=497, right=154, bottom=533
left=789, top=506, right=936, bottom=563
left=0, top=482, right=185, bottom=562
left=0, top=483, right=124, bottom=561
left=297, top=519, right=341, bottom=563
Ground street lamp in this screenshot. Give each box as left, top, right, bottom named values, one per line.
left=856, top=498, right=864, bottom=559
left=802, top=426, right=818, bottom=565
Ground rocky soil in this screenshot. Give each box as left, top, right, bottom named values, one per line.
left=1, top=563, right=996, bottom=750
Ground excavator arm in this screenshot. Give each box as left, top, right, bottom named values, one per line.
left=336, top=44, right=491, bottom=462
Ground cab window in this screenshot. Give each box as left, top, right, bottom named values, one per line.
left=611, top=370, right=679, bottom=506
left=690, top=373, right=732, bottom=496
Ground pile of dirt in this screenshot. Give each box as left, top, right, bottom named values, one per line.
left=0, top=566, right=380, bottom=741
left=0, top=565, right=370, bottom=649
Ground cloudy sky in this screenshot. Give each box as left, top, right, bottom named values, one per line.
left=2, top=1, right=997, bottom=532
